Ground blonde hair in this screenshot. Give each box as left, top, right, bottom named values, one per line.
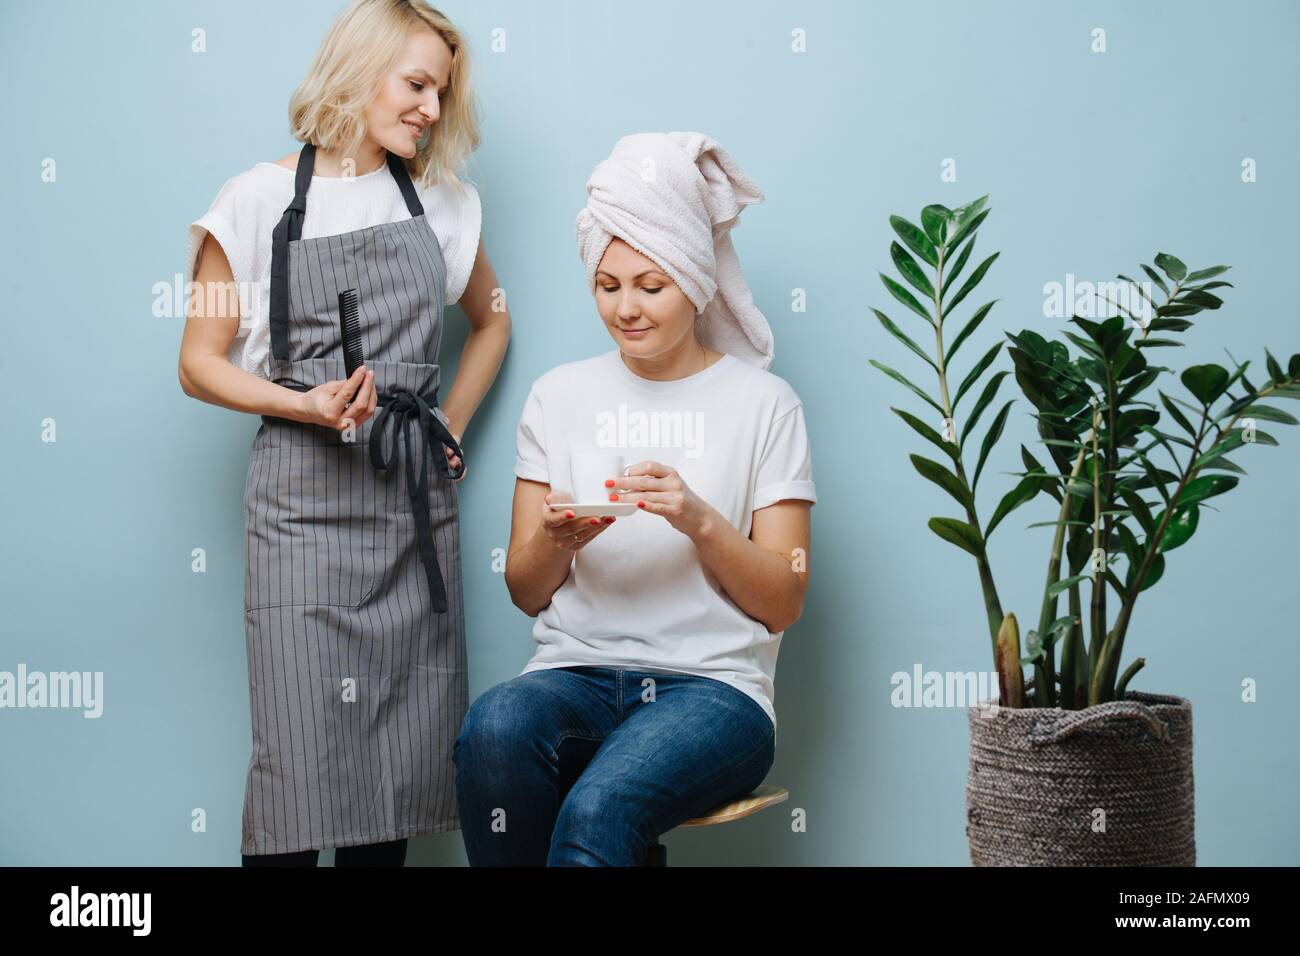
left=288, top=0, right=480, bottom=194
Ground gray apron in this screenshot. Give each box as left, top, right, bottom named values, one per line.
left=240, top=142, right=468, bottom=855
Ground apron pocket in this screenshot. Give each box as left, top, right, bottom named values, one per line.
left=244, top=437, right=385, bottom=611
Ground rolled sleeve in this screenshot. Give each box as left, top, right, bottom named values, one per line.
left=514, top=384, right=549, bottom=483
left=753, top=402, right=817, bottom=510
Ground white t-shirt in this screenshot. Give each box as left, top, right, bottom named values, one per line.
left=513, top=348, right=817, bottom=732
left=185, top=159, right=482, bottom=379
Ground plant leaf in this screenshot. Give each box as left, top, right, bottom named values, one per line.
left=889, top=215, right=938, bottom=268
left=869, top=359, right=946, bottom=416
left=946, top=195, right=989, bottom=244
left=1119, top=367, right=1162, bottom=403
left=959, top=369, right=1010, bottom=448
left=946, top=253, right=1000, bottom=315
left=1154, top=253, right=1188, bottom=283
left=1158, top=389, right=1197, bottom=437
left=1201, top=456, right=1246, bottom=475
left=953, top=342, right=1004, bottom=410
left=1137, top=455, right=1173, bottom=505
left=1146, top=317, right=1194, bottom=332
left=880, top=274, right=934, bottom=327
left=890, top=241, right=936, bottom=300
left=911, top=454, right=973, bottom=511
left=1140, top=264, right=1170, bottom=296
left=1048, top=572, right=1091, bottom=597
left=946, top=209, right=990, bottom=255
left=1181, top=364, right=1230, bottom=405
left=872, top=309, right=938, bottom=372
left=1238, top=403, right=1299, bottom=425
left=1117, top=410, right=1161, bottom=443
left=927, top=516, right=984, bottom=558
left=1119, top=490, right=1155, bottom=535
left=1179, top=290, right=1223, bottom=310
left=1154, top=503, right=1199, bottom=552
left=1115, top=521, right=1141, bottom=569
left=947, top=300, right=997, bottom=365
left=920, top=205, right=951, bottom=246
left=1140, top=552, right=1165, bottom=591
left=891, top=406, right=958, bottom=463
left=973, top=400, right=1014, bottom=491
left=1118, top=273, right=1157, bottom=309
left=1191, top=426, right=1278, bottom=470
left=1266, top=349, right=1286, bottom=384
left=941, top=235, right=976, bottom=299
left=985, top=469, right=1045, bottom=538
left=1177, top=473, right=1238, bottom=507
left=1021, top=629, right=1044, bottom=666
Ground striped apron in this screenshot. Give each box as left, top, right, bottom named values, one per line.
left=240, top=142, right=469, bottom=855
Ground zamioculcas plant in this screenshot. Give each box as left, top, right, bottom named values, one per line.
left=870, top=196, right=1300, bottom=709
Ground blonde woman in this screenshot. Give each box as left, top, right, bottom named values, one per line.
left=179, top=0, right=508, bottom=866
left=454, top=132, right=815, bottom=866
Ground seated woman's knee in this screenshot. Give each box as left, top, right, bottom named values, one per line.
left=453, top=680, right=542, bottom=765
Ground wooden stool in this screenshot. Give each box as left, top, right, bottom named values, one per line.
left=643, top=785, right=789, bottom=866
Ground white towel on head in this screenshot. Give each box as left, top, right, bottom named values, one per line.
left=575, top=131, right=775, bottom=369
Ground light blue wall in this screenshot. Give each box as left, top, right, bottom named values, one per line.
left=2, top=0, right=1296, bottom=865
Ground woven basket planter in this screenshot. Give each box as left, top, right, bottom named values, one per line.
left=966, top=689, right=1195, bottom=866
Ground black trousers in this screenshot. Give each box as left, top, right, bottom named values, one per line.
left=241, top=838, right=408, bottom=867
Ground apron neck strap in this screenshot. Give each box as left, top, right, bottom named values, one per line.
left=289, top=142, right=315, bottom=233
left=386, top=150, right=425, bottom=218
left=269, top=143, right=315, bottom=362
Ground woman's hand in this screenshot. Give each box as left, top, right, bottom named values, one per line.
left=298, top=366, right=376, bottom=431
left=443, top=437, right=467, bottom=482
left=612, top=460, right=717, bottom=538
left=540, top=490, right=617, bottom=551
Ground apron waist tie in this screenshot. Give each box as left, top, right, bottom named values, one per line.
left=369, top=389, right=466, bottom=614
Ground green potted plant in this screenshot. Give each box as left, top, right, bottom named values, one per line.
left=870, top=195, right=1299, bottom=865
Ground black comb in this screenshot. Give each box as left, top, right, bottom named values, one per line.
left=338, top=288, right=365, bottom=378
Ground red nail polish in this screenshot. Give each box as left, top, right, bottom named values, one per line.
left=565, top=511, right=574, bottom=519
left=590, top=518, right=599, bottom=525
left=608, top=493, right=619, bottom=501
left=637, top=501, right=646, bottom=509
left=604, top=479, right=615, bottom=488
left=603, top=516, right=614, bottom=524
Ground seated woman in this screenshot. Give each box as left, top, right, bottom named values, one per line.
left=453, top=131, right=817, bottom=866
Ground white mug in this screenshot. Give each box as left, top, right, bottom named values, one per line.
left=570, top=453, right=628, bottom=503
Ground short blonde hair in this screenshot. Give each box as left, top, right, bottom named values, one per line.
left=288, top=0, right=480, bottom=194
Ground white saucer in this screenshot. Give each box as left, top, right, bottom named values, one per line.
left=547, top=502, right=639, bottom=517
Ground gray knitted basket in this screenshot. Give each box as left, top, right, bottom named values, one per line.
left=966, top=689, right=1195, bottom=866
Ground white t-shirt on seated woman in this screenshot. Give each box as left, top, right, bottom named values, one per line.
left=513, top=347, right=817, bottom=732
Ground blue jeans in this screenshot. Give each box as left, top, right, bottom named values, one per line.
left=452, top=665, right=775, bottom=866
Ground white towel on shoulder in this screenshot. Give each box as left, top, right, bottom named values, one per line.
left=575, top=131, right=775, bottom=369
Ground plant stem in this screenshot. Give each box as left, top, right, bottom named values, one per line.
left=1100, top=370, right=1118, bottom=664
left=1089, top=403, right=1105, bottom=688
left=1063, top=584, right=1087, bottom=707
left=930, top=245, right=1005, bottom=654
left=1115, top=657, right=1145, bottom=696
left=1034, top=437, right=1088, bottom=707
